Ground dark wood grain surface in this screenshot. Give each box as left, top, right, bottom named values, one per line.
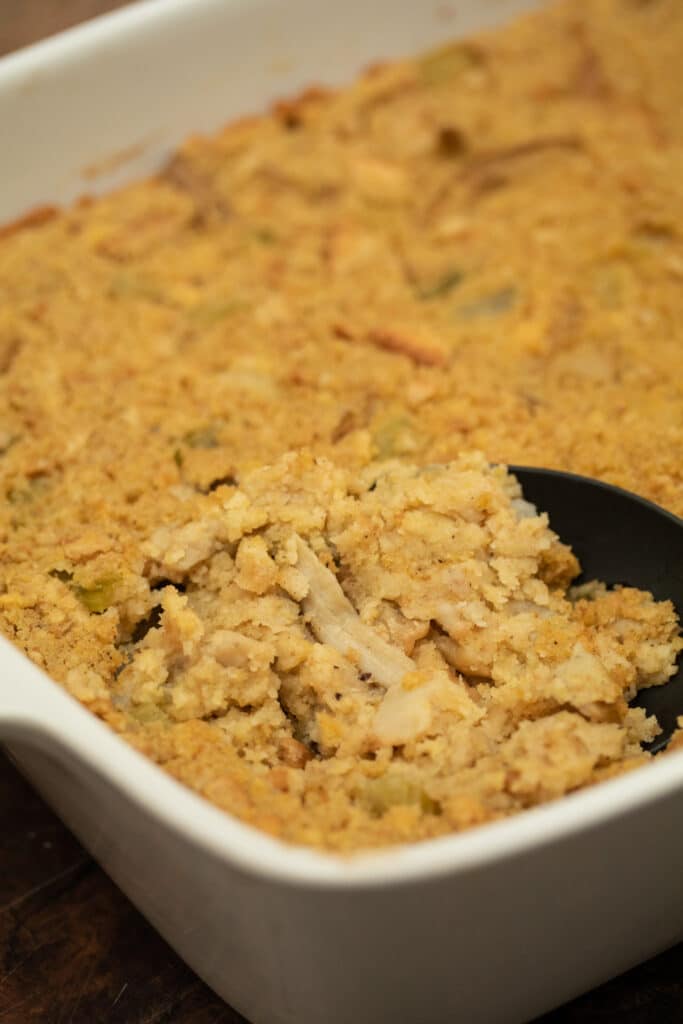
left=1, top=4, right=682, bottom=1023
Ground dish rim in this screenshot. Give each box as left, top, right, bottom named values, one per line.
left=4, top=633, right=683, bottom=890
left=0, top=0, right=196, bottom=73
left=1, top=0, right=682, bottom=894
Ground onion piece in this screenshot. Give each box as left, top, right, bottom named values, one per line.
left=294, top=536, right=439, bottom=745
left=295, top=535, right=415, bottom=688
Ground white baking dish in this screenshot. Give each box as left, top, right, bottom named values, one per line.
left=1, top=2, right=683, bottom=1022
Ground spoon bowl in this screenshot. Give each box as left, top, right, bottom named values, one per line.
left=511, top=466, right=683, bottom=752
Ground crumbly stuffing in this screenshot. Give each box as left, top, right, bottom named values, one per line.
left=73, top=452, right=683, bottom=848
left=0, top=0, right=682, bottom=850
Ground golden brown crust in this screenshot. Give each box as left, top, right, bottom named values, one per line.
left=1, top=0, right=682, bottom=851
left=0, top=204, right=58, bottom=239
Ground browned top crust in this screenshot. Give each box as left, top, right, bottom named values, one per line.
left=1, top=0, right=682, bottom=850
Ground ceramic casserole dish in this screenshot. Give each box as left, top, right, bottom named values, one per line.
left=1, top=2, right=683, bottom=1022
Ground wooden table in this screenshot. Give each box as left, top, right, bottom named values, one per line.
left=1, top=4, right=682, bottom=1022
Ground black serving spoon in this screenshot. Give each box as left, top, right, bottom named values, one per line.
left=510, top=467, right=683, bottom=753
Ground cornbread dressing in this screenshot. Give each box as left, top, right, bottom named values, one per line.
left=0, top=0, right=681, bottom=850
